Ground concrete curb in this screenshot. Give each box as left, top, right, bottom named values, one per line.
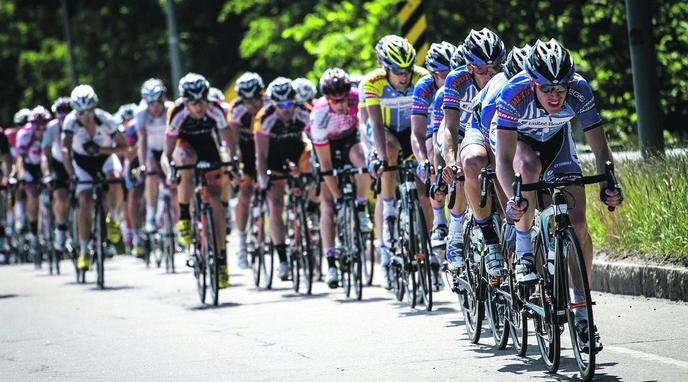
left=592, top=259, right=688, bottom=301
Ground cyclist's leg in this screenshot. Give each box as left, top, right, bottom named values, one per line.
left=319, top=180, right=338, bottom=287
left=430, top=131, right=449, bottom=246
left=219, top=148, right=233, bottom=233
left=511, top=139, right=541, bottom=282
left=144, top=151, right=162, bottom=231
left=204, top=168, right=227, bottom=253
left=235, top=139, right=256, bottom=260
left=23, top=173, right=40, bottom=243
left=172, top=141, right=197, bottom=246
left=349, top=141, right=373, bottom=231
left=50, top=157, right=70, bottom=250
left=103, top=155, right=124, bottom=244
left=379, top=130, right=401, bottom=247
left=73, top=161, right=95, bottom=269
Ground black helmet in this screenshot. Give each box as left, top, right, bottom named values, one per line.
left=319, top=68, right=351, bottom=97
left=525, top=38, right=575, bottom=85
left=463, top=28, right=506, bottom=66
left=503, top=44, right=532, bottom=79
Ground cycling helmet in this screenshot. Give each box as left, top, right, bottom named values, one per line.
left=450, top=44, right=466, bottom=70
left=267, top=77, right=295, bottom=102
left=13, top=108, right=31, bottom=126
left=178, top=72, right=209, bottom=101
left=29, top=106, right=52, bottom=125
left=293, top=78, right=317, bottom=104
left=70, top=84, right=98, bottom=111
left=525, top=38, right=575, bottom=85
left=463, top=28, right=506, bottom=66
left=51, top=97, right=72, bottom=115
left=377, top=35, right=416, bottom=71
left=503, top=44, right=532, bottom=79
left=208, top=87, right=226, bottom=103
left=140, top=78, right=166, bottom=103
left=234, top=72, right=264, bottom=99
left=425, top=41, right=455, bottom=73
left=319, top=68, right=351, bottom=97
left=116, top=103, right=138, bottom=122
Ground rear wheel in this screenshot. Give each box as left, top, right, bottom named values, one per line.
left=350, top=201, right=364, bottom=301
left=299, top=203, right=314, bottom=295
left=413, top=204, right=433, bottom=311
left=458, top=225, right=484, bottom=343
left=203, top=207, right=219, bottom=306
left=94, top=206, right=105, bottom=289
left=533, top=234, right=560, bottom=373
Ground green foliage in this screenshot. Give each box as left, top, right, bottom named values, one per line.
left=585, top=156, right=688, bottom=265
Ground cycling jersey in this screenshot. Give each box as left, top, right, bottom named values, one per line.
left=134, top=101, right=173, bottom=153
left=166, top=99, right=227, bottom=163
left=431, top=87, right=446, bottom=135
left=4, top=128, right=18, bottom=158
left=363, top=66, right=429, bottom=132
left=228, top=98, right=265, bottom=144
left=467, top=72, right=510, bottom=146
left=43, top=119, right=64, bottom=161
left=495, top=72, right=602, bottom=142
left=63, top=109, right=120, bottom=156
left=309, top=88, right=359, bottom=147
left=16, top=123, right=43, bottom=165
left=254, top=104, right=310, bottom=171
left=411, top=74, right=437, bottom=138
left=442, top=65, right=480, bottom=136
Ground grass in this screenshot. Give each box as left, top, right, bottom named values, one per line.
left=584, top=154, right=688, bottom=266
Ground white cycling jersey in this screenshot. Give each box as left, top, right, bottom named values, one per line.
left=43, top=119, right=63, bottom=161
left=62, top=108, right=119, bottom=156
left=134, top=101, right=173, bottom=152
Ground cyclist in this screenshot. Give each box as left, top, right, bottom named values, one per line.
left=207, top=86, right=235, bottom=236
left=363, top=34, right=429, bottom=288
left=136, top=79, right=174, bottom=235
left=62, top=85, right=128, bottom=271
left=0, top=125, right=12, bottom=255
left=293, top=77, right=318, bottom=110
left=457, top=43, right=531, bottom=277
left=494, top=39, right=622, bottom=351
left=254, top=77, right=312, bottom=281
left=311, top=68, right=372, bottom=289
left=411, top=41, right=456, bottom=250
left=117, top=103, right=145, bottom=256
left=16, top=106, right=52, bottom=255
left=227, top=72, right=265, bottom=269
left=41, top=97, right=73, bottom=253
left=165, top=73, right=232, bottom=289
left=441, top=28, right=506, bottom=272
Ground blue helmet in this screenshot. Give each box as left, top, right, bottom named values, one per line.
left=425, top=41, right=455, bottom=72
left=525, top=39, right=575, bottom=85
left=463, top=28, right=506, bottom=66
left=503, top=44, right=532, bottom=79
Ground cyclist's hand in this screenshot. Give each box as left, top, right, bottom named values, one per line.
left=600, top=187, right=623, bottom=208
left=505, top=197, right=527, bottom=221
left=416, top=160, right=429, bottom=182
left=288, top=163, right=300, bottom=178
left=441, top=165, right=457, bottom=185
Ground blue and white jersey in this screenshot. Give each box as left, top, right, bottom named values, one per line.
left=495, top=72, right=602, bottom=142
left=430, top=86, right=445, bottom=136
left=468, top=72, right=510, bottom=145
left=411, top=74, right=437, bottom=138
left=442, top=65, right=480, bottom=136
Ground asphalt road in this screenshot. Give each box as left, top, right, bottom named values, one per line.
left=1, top=241, right=687, bottom=382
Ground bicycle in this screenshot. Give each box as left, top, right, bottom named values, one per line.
left=66, top=187, right=80, bottom=282
left=248, top=185, right=274, bottom=289
left=379, top=159, right=434, bottom=311
left=140, top=169, right=176, bottom=273
left=174, top=160, right=229, bottom=306
left=38, top=176, right=59, bottom=275
left=321, top=165, right=368, bottom=300
left=76, top=176, right=122, bottom=288
left=512, top=161, right=620, bottom=381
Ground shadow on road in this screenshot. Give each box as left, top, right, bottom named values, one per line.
left=0, top=294, right=26, bottom=299
left=88, top=285, right=139, bottom=292
left=335, top=296, right=388, bottom=304
left=189, top=301, right=241, bottom=310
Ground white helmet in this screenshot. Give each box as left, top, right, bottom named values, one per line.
left=70, top=84, right=98, bottom=112
left=140, top=78, right=166, bottom=102
left=292, top=77, right=317, bottom=104
left=234, top=72, right=264, bottom=99
left=267, top=77, right=296, bottom=102
left=208, top=87, right=226, bottom=102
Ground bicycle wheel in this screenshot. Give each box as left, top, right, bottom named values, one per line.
left=68, top=203, right=80, bottom=282
left=288, top=206, right=301, bottom=293
left=298, top=202, right=314, bottom=295
left=192, top=223, right=207, bottom=303
left=486, top=280, right=510, bottom=348
left=503, top=239, right=528, bottom=356
left=202, top=206, right=219, bottom=306
left=349, top=200, right=363, bottom=301
left=458, top=224, right=484, bottom=343
left=532, top=235, right=560, bottom=373
left=391, top=253, right=404, bottom=302
left=413, top=202, right=433, bottom=311
left=561, top=228, right=596, bottom=381
left=164, top=199, right=176, bottom=273
left=143, top=232, right=152, bottom=268
left=363, top=231, right=375, bottom=286
left=94, top=205, right=105, bottom=289
left=398, top=208, right=416, bottom=307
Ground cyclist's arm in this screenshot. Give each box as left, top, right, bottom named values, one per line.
left=410, top=115, right=428, bottom=163
left=584, top=126, right=614, bottom=186
left=15, top=154, right=26, bottom=180
left=98, top=132, right=130, bottom=156
left=61, top=132, right=75, bottom=178
left=137, top=125, right=147, bottom=167
left=495, top=129, right=517, bottom=199
left=367, top=104, right=387, bottom=162
left=254, top=134, right=269, bottom=187
left=442, top=109, right=461, bottom=167
left=314, top=144, right=341, bottom=199
left=219, top=128, right=235, bottom=160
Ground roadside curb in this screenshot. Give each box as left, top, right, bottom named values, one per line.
left=592, top=259, right=688, bottom=301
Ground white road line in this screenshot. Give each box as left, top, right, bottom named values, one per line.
left=607, top=345, right=688, bottom=369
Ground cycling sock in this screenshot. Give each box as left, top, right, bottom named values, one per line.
left=276, top=243, right=287, bottom=263
left=325, top=247, right=336, bottom=268
left=356, top=196, right=368, bottom=206
left=179, top=203, right=190, bottom=220
left=238, top=230, right=247, bottom=249
left=448, top=211, right=465, bottom=238
left=133, top=229, right=142, bottom=246
left=145, top=207, right=155, bottom=222
left=515, top=228, right=533, bottom=259
left=79, top=240, right=88, bottom=254
left=222, top=201, right=230, bottom=216
left=432, top=207, right=447, bottom=228
left=573, top=290, right=587, bottom=322
left=382, top=198, right=395, bottom=217
left=380, top=244, right=390, bottom=266
left=475, top=216, right=499, bottom=245
left=30, top=220, right=38, bottom=235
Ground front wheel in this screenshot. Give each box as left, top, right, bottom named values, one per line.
left=202, top=207, right=219, bottom=306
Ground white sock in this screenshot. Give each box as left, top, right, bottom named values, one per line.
left=382, top=198, right=395, bottom=217
left=448, top=211, right=464, bottom=238
left=433, top=207, right=446, bottom=227
left=145, top=207, right=155, bottom=222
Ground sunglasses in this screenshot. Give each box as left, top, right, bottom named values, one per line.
left=187, top=99, right=207, bottom=106
left=472, top=64, right=502, bottom=75
left=538, top=83, right=570, bottom=94
left=277, top=101, right=294, bottom=109
left=388, top=67, right=412, bottom=76
left=78, top=108, right=95, bottom=116
left=327, top=95, right=349, bottom=105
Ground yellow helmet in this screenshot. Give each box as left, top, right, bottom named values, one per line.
left=377, top=35, right=416, bottom=71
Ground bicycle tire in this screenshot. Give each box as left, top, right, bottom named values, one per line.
left=532, top=235, right=561, bottom=373
left=203, top=206, right=219, bottom=306
left=486, top=280, right=510, bottom=348
left=94, top=205, right=105, bottom=289
left=349, top=200, right=363, bottom=301
left=413, top=201, right=433, bottom=311
left=397, top=205, right=416, bottom=307
left=363, top=232, right=375, bottom=286
left=458, top=222, right=484, bottom=343
left=503, top=238, right=528, bottom=356
left=288, top=205, right=301, bottom=293
left=561, top=228, right=596, bottom=381
left=298, top=202, right=314, bottom=295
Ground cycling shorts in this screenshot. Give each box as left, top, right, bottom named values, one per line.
left=517, top=125, right=582, bottom=182
left=73, top=153, right=122, bottom=194
left=50, top=156, right=70, bottom=190
left=330, top=130, right=360, bottom=170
